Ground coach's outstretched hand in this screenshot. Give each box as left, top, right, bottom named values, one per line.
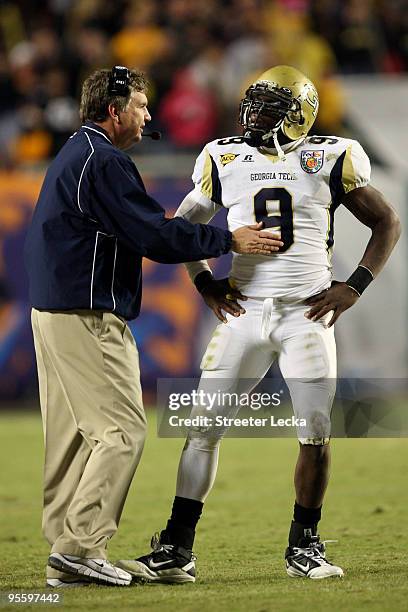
left=201, top=278, right=247, bottom=324
left=231, top=223, right=283, bottom=254
left=304, top=281, right=360, bottom=327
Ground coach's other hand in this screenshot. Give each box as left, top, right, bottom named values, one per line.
left=304, top=281, right=359, bottom=327
left=201, top=277, right=247, bottom=324
left=232, top=223, right=283, bottom=254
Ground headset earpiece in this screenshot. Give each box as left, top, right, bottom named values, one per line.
left=108, top=66, right=130, bottom=96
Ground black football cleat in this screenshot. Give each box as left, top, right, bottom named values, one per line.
left=285, top=536, right=344, bottom=579
left=117, top=533, right=196, bottom=584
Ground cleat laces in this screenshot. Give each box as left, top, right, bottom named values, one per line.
left=293, top=538, right=338, bottom=566
left=149, top=532, right=197, bottom=562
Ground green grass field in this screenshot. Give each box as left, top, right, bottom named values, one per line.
left=1, top=410, right=407, bottom=611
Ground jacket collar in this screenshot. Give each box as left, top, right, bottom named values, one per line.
left=81, top=121, right=113, bottom=144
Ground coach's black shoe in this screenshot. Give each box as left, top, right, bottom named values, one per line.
left=285, top=536, right=344, bottom=579
left=117, top=533, right=196, bottom=584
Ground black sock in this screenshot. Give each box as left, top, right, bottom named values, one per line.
left=288, top=502, right=322, bottom=546
left=162, top=496, right=203, bottom=551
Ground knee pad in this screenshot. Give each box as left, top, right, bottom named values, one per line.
left=296, top=411, right=331, bottom=445
left=298, top=436, right=330, bottom=446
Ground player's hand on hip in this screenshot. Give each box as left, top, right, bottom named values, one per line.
left=201, top=278, right=247, bottom=324
left=231, top=223, right=283, bottom=254
left=304, top=281, right=360, bottom=327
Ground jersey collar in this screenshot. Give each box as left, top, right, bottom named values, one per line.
left=259, top=136, right=305, bottom=156
left=81, top=121, right=113, bottom=144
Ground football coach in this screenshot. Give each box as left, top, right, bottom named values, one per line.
left=24, top=66, right=283, bottom=588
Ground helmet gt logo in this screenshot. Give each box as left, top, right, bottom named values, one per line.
left=306, top=91, right=319, bottom=117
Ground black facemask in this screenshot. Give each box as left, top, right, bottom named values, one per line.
left=239, top=82, right=298, bottom=147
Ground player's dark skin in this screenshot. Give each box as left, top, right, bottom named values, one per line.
left=200, top=174, right=401, bottom=509
left=296, top=183, right=400, bottom=507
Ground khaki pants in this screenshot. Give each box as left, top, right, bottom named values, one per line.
left=31, top=309, right=147, bottom=559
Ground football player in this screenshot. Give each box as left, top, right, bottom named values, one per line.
left=118, top=66, right=401, bottom=582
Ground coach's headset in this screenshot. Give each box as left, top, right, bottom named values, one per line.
left=108, top=65, right=130, bottom=96
left=108, top=66, right=161, bottom=140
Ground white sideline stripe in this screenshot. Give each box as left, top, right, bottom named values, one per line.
left=90, top=231, right=117, bottom=310
left=77, top=132, right=94, bottom=214
left=82, top=125, right=112, bottom=143
left=79, top=129, right=109, bottom=222
left=111, top=238, right=117, bottom=311
left=90, top=232, right=99, bottom=309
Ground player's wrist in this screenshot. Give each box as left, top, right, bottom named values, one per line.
left=194, top=270, right=214, bottom=293
left=230, top=232, right=238, bottom=253
left=346, top=265, right=374, bottom=297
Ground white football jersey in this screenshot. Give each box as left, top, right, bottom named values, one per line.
left=186, top=135, right=371, bottom=299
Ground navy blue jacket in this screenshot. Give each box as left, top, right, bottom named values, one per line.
left=24, top=122, right=232, bottom=320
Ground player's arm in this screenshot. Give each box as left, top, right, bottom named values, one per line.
left=175, top=189, right=250, bottom=323
left=343, top=185, right=401, bottom=277
left=305, top=185, right=401, bottom=327
left=175, top=189, right=220, bottom=283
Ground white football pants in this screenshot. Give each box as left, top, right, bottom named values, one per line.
left=176, top=297, right=336, bottom=502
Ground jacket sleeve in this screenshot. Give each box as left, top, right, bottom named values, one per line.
left=90, top=154, right=232, bottom=263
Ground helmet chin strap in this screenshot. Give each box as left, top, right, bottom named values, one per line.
left=261, top=123, right=286, bottom=160
left=272, top=128, right=286, bottom=160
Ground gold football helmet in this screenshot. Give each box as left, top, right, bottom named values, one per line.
left=239, top=65, right=319, bottom=148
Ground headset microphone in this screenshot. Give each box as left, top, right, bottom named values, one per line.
left=143, top=131, right=162, bottom=140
